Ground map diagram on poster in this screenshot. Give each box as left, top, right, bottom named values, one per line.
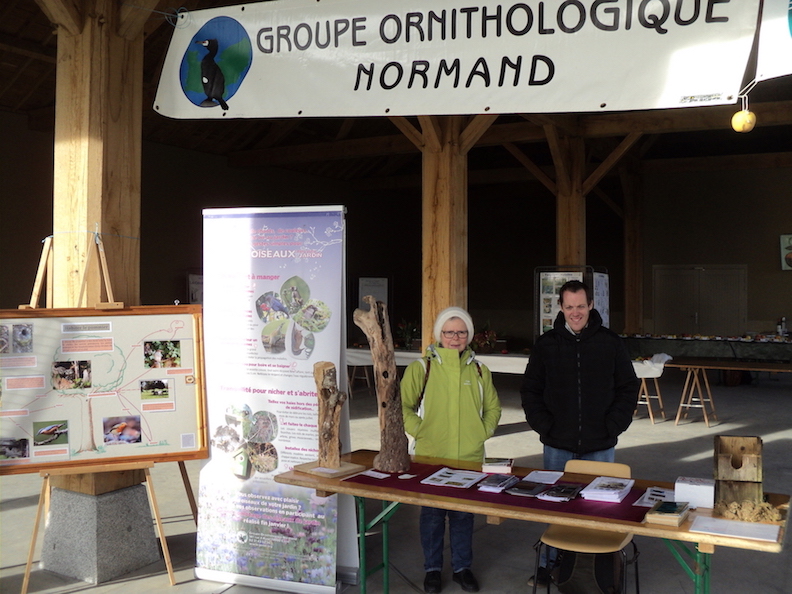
left=0, top=306, right=207, bottom=474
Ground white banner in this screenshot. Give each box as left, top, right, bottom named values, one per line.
left=757, top=0, right=792, bottom=81
left=155, top=0, right=760, bottom=119
left=196, top=206, right=349, bottom=593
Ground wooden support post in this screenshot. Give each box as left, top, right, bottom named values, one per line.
left=391, top=115, right=497, bottom=348
left=42, top=0, right=143, bottom=307
left=621, top=157, right=644, bottom=334
left=542, top=121, right=642, bottom=271
left=353, top=296, right=411, bottom=473
left=416, top=115, right=495, bottom=347
left=421, top=116, right=468, bottom=347
left=546, top=127, right=587, bottom=266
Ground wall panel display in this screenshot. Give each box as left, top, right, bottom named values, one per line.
left=0, top=305, right=207, bottom=474
left=535, top=270, right=584, bottom=337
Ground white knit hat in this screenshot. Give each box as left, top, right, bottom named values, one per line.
left=433, top=306, right=475, bottom=345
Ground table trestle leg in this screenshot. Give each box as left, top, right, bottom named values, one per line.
left=663, top=539, right=711, bottom=594
left=675, top=367, right=718, bottom=426
left=355, top=496, right=401, bottom=594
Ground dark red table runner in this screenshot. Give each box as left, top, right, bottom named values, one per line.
left=344, top=462, right=648, bottom=524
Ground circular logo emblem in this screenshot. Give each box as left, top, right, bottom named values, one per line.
left=179, top=16, right=252, bottom=111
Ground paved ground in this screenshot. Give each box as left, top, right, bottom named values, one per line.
left=2, top=368, right=791, bottom=593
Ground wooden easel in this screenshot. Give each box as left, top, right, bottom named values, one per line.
left=18, top=234, right=200, bottom=592
left=21, top=462, right=183, bottom=594
left=20, top=231, right=124, bottom=310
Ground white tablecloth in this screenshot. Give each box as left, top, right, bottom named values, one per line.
left=632, top=360, right=665, bottom=378
left=346, top=348, right=529, bottom=374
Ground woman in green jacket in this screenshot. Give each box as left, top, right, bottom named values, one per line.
left=401, top=307, right=502, bottom=594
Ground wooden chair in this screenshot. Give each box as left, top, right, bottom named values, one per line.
left=531, top=459, right=640, bottom=593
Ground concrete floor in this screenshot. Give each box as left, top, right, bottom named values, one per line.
left=2, top=368, right=791, bottom=593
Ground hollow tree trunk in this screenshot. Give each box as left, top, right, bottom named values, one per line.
left=353, top=296, right=411, bottom=473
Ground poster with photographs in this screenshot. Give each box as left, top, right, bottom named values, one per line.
left=593, top=272, right=611, bottom=329
left=781, top=235, right=792, bottom=271
left=0, top=306, right=206, bottom=474
left=537, top=271, right=584, bottom=335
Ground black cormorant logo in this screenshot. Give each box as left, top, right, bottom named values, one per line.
left=196, top=39, right=229, bottom=110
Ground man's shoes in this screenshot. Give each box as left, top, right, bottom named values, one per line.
left=526, top=566, right=552, bottom=587
left=424, top=571, right=442, bottom=593
left=452, top=568, right=480, bottom=592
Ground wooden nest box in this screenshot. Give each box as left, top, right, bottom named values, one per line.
left=714, top=435, right=763, bottom=507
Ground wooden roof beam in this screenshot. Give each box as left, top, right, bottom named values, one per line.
left=591, top=186, right=624, bottom=219
left=459, top=114, right=499, bottom=154
left=522, top=113, right=580, bottom=136
left=578, top=100, right=792, bottom=136
left=502, top=142, right=557, bottom=195
left=230, top=100, right=792, bottom=167
left=389, top=116, right=424, bottom=150
left=417, top=115, right=442, bottom=152
left=34, top=0, right=82, bottom=36
left=582, top=131, right=642, bottom=196
left=119, top=0, right=162, bottom=40
left=0, top=31, right=57, bottom=63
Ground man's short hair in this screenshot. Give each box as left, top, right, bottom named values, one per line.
left=558, top=280, right=592, bottom=305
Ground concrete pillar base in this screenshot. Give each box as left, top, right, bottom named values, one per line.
left=41, top=484, right=160, bottom=583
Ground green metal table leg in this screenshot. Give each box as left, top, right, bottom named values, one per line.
left=355, top=496, right=401, bottom=594
left=663, top=540, right=711, bottom=594
left=357, top=497, right=368, bottom=594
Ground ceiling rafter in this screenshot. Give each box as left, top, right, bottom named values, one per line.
left=3, top=2, right=792, bottom=184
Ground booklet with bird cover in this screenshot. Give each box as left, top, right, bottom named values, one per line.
left=477, top=473, right=520, bottom=493
left=580, top=475, right=635, bottom=503
left=537, top=483, right=584, bottom=502
left=505, top=480, right=547, bottom=498
left=644, top=500, right=690, bottom=526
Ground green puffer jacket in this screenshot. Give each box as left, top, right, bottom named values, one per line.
left=401, top=344, right=501, bottom=463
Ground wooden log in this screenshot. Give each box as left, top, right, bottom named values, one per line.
left=313, top=361, right=346, bottom=469
left=353, top=296, right=411, bottom=473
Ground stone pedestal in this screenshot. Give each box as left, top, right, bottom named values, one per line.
left=41, top=484, right=160, bottom=583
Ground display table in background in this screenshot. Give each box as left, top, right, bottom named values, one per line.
left=624, top=337, right=792, bottom=363
left=666, top=358, right=792, bottom=426
left=346, top=348, right=529, bottom=375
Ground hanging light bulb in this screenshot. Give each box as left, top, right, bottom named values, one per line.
left=732, top=83, right=757, bottom=133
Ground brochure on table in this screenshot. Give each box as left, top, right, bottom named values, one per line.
left=420, top=467, right=487, bottom=489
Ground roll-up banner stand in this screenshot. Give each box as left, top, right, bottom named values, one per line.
left=198, top=206, right=357, bottom=592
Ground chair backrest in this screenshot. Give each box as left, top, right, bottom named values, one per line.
left=564, top=459, right=631, bottom=479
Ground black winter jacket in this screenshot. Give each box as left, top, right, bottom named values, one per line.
left=520, top=309, right=639, bottom=455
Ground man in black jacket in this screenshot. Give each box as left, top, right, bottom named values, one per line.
left=521, top=280, right=639, bottom=586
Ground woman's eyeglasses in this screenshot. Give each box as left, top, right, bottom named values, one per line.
left=441, top=330, right=469, bottom=338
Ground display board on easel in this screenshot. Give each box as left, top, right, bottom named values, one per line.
left=0, top=305, right=208, bottom=475
left=534, top=266, right=609, bottom=340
